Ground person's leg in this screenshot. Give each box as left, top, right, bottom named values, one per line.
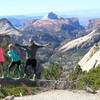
left=31, top=59, right=37, bottom=79
left=24, top=59, right=30, bottom=77
left=16, top=60, right=21, bottom=77
left=8, top=61, right=16, bottom=76
left=0, top=62, right=4, bottom=77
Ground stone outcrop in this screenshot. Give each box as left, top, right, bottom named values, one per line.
left=78, top=42, right=100, bottom=71
left=0, top=18, right=22, bottom=36
left=0, top=77, right=69, bottom=89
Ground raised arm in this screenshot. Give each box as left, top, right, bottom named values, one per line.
left=36, top=42, right=52, bottom=48
left=15, top=43, right=28, bottom=49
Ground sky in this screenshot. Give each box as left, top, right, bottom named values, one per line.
left=0, top=0, right=100, bottom=16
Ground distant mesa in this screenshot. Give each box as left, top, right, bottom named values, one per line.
left=32, top=12, right=83, bottom=32
left=88, top=18, right=100, bottom=29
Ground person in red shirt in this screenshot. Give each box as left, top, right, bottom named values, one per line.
left=0, top=46, right=5, bottom=78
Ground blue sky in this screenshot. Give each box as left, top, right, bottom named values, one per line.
left=0, top=0, right=100, bottom=16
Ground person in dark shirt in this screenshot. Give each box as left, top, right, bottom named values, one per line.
left=15, top=38, right=52, bottom=79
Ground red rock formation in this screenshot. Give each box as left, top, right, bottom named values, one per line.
left=88, top=18, right=100, bottom=29
left=31, top=12, right=83, bottom=32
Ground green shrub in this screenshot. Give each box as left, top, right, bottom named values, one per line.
left=41, top=64, right=63, bottom=80
left=76, top=66, right=100, bottom=89
left=70, top=65, right=100, bottom=90
left=69, top=64, right=82, bottom=80
left=0, top=86, right=40, bottom=99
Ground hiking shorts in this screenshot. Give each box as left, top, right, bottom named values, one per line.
left=25, top=59, right=37, bottom=67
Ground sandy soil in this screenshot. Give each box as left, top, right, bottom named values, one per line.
left=14, top=90, right=100, bottom=100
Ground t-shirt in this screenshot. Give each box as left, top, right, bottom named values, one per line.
left=8, top=49, right=20, bottom=62
left=15, top=43, right=45, bottom=59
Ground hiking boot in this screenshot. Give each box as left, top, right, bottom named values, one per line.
left=1, top=75, right=4, bottom=78
left=18, top=76, right=21, bottom=79
left=32, top=74, right=36, bottom=80
left=23, top=74, right=27, bottom=78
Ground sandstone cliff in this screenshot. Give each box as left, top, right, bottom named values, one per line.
left=78, top=42, right=100, bottom=71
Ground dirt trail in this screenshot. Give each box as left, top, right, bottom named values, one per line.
left=14, top=90, right=100, bottom=100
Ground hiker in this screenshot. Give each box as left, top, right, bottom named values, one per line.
left=0, top=46, right=5, bottom=78
left=15, top=38, right=52, bottom=79
left=7, top=43, right=21, bottom=77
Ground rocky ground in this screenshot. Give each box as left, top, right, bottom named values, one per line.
left=14, top=90, right=100, bottom=100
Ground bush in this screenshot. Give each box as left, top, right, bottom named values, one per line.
left=41, top=64, right=63, bottom=80
left=70, top=65, right=100, bottom=90
left=0, top=86, right=40, bottom=99
left=76, top=66, right=100, bottom=89
left=69, top=64, right=82, bottom=80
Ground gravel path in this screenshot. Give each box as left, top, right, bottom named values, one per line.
left=14, top=90, right=100, bottom=100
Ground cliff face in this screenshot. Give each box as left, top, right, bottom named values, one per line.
left=58, top=29, right=100, bottom=53
left=0, top=18, right=22, bottom=36
left=78, top=43, right=100, bottom=71
left=49, top=28, right=100, bottom=70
